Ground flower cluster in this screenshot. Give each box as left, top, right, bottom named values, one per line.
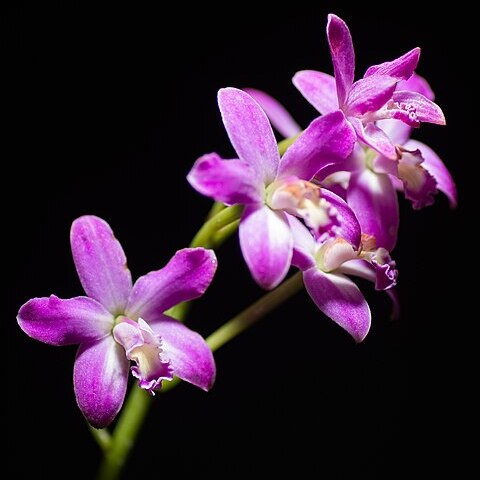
left=188, top=14, right=455, bottom=341
left=17, top=14, right=455, bottom=429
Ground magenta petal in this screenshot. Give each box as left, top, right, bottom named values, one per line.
left=288, top=215, right=316, bottom=270
left=405, top=140, right=457, bottom=208
left=397, top=73, right=435, bottom=101
left=113, top=318, right=173, bottom=393
left=218, top=88, right=280, bottom=184
left=150, top=315, right=216, bottom=391
left=349, top=117, right=398, bottom=160
left=369, top=250, right=398, bottom=290
left=70, top=216, right=132, bottom=315
left=364, top=47, right=420, bottom=81
left=292, top=70, right=339, bottom=115
left=187, top=153, right=263, bottom=205
left=74, top=336, right=129, bottom=428
left=347, top=170, right=399, bottom=251
left=18, top=295, right=113, bottom=346
left=391, top=91, right=446, bottom=126
left=244, top=88, right=301, bottom=138
left=376, top=119, right=412, bottom=146
left=346, top=75, right=397, bottom=116
left=278, top=110, right=356, bottom=181
left=239, top=205, right=293, bottom=290
left=321, top=189, right=361, bottom=249
left=126, top=248, right=217, bottom=321
left=327, top=14, right=355, bottom=107
left=303, top=268, right=371, bottom=342
left=339, top=260, right=400, bottom=319
left=397, top=147, right=437, bottom=209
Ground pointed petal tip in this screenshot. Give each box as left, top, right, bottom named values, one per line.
left=70, top=214, right=132, bottom=315
left=303, top=269, right=371, bottom=344
left=244, top=88, right=302, bottom=138
left=217, top=86, right=280, bottom=183
left=126, top=247, right=218, bottom=320
left=71, top=214, right=103, bottom=227
left=354, top=327, right=370, bottom=344
left=327, top=13, right=346, bottom=26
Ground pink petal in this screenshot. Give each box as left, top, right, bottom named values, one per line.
left=390, top=91, right=446, bottom=126
left=187, top=153, right=263, bottom=205
left=349, top=117, right=398, bottom=160
left=74, top=336, right=129, bottom=428
left=292, top=70, right=338, bottom=115
left=339, top=260, right=400, bottom=319
left=218, top=88, right=280, bottom=184
left=239, top=205, right=293, bottom=290
left=346, top=75, right=397, bottom=116
left=126, top=248, right=217, bottom=322
left=316, top=238, right=358, bottom=272
left=278, top=110, right=356, bottom=181
left=404, top=140, right=457, bottom=208
left=70, top=216, right=132, bottom=315
left=18, top=295, right=113, bottom=346
left=376, top=119, right=412, bottom=146
left=321, top=189, right=361, bottom=249
left=287, top=215, right=316, bottom=270
left=397, top=147, right=438, bottom=209
left=397, top=73, right=435, bottom=101
left=364, top=48, right=421, bottom=81
left=347, top=170, right=399, bottom=251
left=327, top=14, right=355, bottom=107
left=244, top=88, right=301, bottom=138
left=150, top=315, right=216, bottom=392
left=303, top=267, right=371, bottom=342
left=368, top=249, right=398, bottom=290
left=113, top=318, right=173, bottom=393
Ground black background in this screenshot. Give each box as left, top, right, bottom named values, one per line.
left=5, top=4, right=469, bottom=479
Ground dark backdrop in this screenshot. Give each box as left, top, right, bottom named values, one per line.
left=5, top=4, right=468, bottom=478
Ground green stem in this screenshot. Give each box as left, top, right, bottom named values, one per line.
left=162, top=272, right=304, bottom=395
left=278, top=133, right=300, bottom=155
left=96, top=388, right=152, bottom=480
left=164, top=300, right=192, bottom=322
left=190, top=204, right=243, bottom=248
left=206, top=201, right=226, bottom=219
left=89, top=425, right=112, bottom=452
left=206, top=272, right=303, bottom=352
left=211, top=219, right=240, bottom=249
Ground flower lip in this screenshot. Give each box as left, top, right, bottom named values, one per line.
left=113, top=317, right=173, bottom=394
left=266, top=177, right=340, bottom=239
left=315, top=237, right=357, bottom=272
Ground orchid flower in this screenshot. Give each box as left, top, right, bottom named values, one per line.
left=17, top=216, right=217, bottom=428
left=325, top=75, right=456, bottom=249
left=289, top=215, right=398, bottom=343
left=293, top=14, right=445, bottom=160
left=248, top=75, right=456, bottom=251
left=188, top=87, right=356, bottom=290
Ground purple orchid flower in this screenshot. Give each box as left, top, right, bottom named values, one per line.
left=248, top=76, right=456, bottom=251
left=17, top=215, right=217, bottom=428
left=293, top=14, right=445, bottom=160
left=187, top=87, right=356, bottom=290
left=330, top=75, right=456, bottom=250
left=289, top=215, right=398, bottom=342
